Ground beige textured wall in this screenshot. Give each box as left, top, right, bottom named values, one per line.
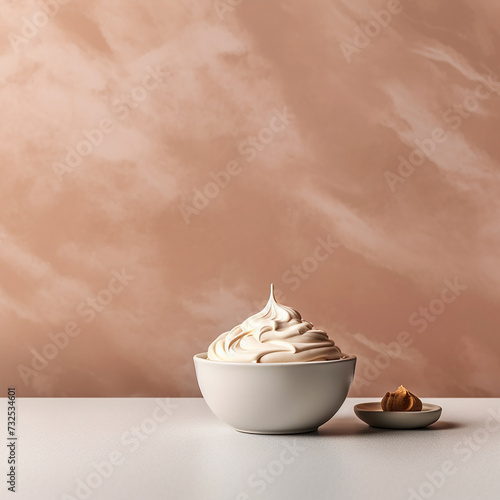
left=1, top=0, right=500, bottom=397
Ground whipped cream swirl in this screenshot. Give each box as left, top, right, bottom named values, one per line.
left=207, top=285, right=342, bottom=363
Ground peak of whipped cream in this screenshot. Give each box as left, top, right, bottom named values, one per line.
left=207, top=284, right=342, bottom=363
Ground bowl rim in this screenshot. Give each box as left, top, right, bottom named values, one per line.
left=193, top=352, right=356, bottom=365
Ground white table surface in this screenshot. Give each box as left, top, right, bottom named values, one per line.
left=1, top=397, right=500, bottom=500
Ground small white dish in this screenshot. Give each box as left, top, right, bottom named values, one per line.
left=354, top=402, right=442, bottom=429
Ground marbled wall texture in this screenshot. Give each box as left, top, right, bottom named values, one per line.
left=1, top=0, right=499, bottom=397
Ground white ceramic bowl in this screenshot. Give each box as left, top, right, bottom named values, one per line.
left=193, top=353, right=356, bottom=434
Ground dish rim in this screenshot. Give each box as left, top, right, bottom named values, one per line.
left=354, top=401, right=442, bottom=414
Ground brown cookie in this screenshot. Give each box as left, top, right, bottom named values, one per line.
left=381, top=385, right=422, bottom=411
